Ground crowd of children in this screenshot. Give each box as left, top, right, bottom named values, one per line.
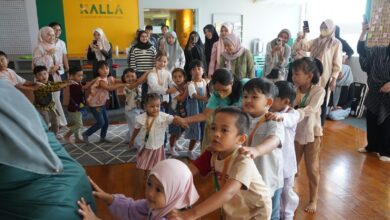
left=0, top=22, right=330, bottom=219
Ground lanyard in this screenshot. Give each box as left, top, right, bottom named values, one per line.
left=296, top=86, right=312, bottom=108
left=194, top=79, right=206, bottom=97
left=144, top=115, right=156, bottom=143
left=246, top=116, right=266, bottom=146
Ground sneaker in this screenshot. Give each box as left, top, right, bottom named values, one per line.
left=170, top=147, right=180, bottom=157
left=99, top=138, right=112, bottom=143
left=175, top=142, right=184, bottom=151
left=188, top=150, right=198, bottom=161
left=379, top=156, right=390, bottom=162
left=357, top=147, right=368, bottom=153
left=82, top=132, right=90, bottom=144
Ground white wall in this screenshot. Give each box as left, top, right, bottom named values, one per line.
left=138, top=0, right=303, bottom=52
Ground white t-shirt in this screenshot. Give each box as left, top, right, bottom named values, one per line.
left=54, top=39, right=67, bottom=75
left=187, top=80, right=207, bottom=98
left=147, top=68, right=172, bottom=103
left=249, top=115, right=285, bottom=196
left=135, top=112, right=173, bottom=150
left=0, top=68, right=26, bottom=86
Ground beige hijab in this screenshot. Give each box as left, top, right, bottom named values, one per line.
left=311, top=19, right=337, bottom=59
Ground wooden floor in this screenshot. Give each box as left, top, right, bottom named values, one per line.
left=85, top=121, right=390, bottom=220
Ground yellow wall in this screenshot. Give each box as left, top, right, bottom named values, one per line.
left=63, top=0, right=139, bottom=54
left=176, top=9, right=193, bottom=48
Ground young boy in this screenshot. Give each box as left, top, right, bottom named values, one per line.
left=64, top=66, right=86, bottom=143
left=33, top=65, right=69, bottom=135
left=0, top=50, right=37, bottom=90
left=240, top=77, right=285, bottom=220
left=270, top=81, right=303, bottom=220
left=169, top=107, right=272, bottom=220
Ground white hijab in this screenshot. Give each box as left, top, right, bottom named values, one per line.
left=93, top=28, right=111, bottom=61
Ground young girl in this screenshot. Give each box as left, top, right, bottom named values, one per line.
left=147, top=51, right=177, bottom=110
left=122, top=68, right=142, bottom=148
left=185, top=59, right=208, bottom=160
left=168, top=68, right=188, bottom=156
left=291, top=57, right=326, bottom=213
left=82, top=60, right=127, bottom=144
left=129, top=93, right=181, bottom=172
left=77, top=159, right=199, bottom=220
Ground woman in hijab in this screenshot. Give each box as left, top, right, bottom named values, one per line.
left=357, top=23, right=390, bottom=162
left=264, top=29, right=292, bottom=82
left=219, top=34, right=255, bottom=79
left=87, top=28, right=120, bottom=109
left=163, top=31, right=186, bottom=72
left=77, top=159, right=199, bottom=220
left=128, top=30, right=157, bottom=101
left=296, top=19, right=343, bottom=125
left=33, top=26, right=67, bottom=129
left=335, top=25, right=354, bottom=63
left=208, top=22, right=233, bottom=77
left=0, top=80, right=95, bottom=219
left=184, top=31, right=205, bottom=80
left=203, top=24, right=219, bottom=76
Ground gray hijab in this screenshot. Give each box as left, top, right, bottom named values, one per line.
left=0, top=80, right=63, bottom=174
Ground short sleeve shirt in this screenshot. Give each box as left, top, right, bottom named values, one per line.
left=0, top=68, right=26, bottom=86
left=206, top=78, right=249, bottom=110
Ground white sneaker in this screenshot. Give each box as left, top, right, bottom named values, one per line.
left=357, top=147, right=368, bottom=153
left=379, top=156, right=390, bottom=162
left=170, top=148, right=180, bottom=157
left=188, top=151, right=198, bottom=160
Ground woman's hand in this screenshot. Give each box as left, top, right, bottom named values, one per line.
left=380, top=82, right=390, bottom=93
left=46, top=48, right=56, bottom=56
left=77, top=197, right=101, bottom=220
left=329, top=77, right=337, bottom=91
left=49, top=65, right=60, bottom=74
left=88, top=177, right=114, bottom=205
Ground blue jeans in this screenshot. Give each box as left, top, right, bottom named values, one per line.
left=271, top=188, right=283, bottom=220
left=84, top=106, right=109, bottom=138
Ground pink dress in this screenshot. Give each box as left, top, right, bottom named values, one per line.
left=87, top=77, right=109, bottom=107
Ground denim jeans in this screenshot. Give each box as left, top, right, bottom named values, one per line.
left=84, top=106, right=109, bottom=138
left=271, top=188, right=283, bottom=220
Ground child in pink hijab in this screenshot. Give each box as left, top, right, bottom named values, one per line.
left=77, top=159, right=199, bottom=220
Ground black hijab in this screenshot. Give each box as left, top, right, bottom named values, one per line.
left=203, top=24, right=219, bottom=66
left=134, top=30, right=153, bottom=50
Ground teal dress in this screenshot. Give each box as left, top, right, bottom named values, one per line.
left=0, top=123, right=96, bottom=220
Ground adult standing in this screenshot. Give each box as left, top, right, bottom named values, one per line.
left=33, top=26, right=67, bottom=129
left=208, top=22, right=233, bottom=77
left=163, top=31, right=185, bottom=72
left=87, top=28, right=120, bottom=109
left=128, top=30, right=157, bottom=101
left=296, top=19, right=343, bottom=125
left=145, top=25, right=158, bottom=50
left=0, top=80, right=95, bottom=219
left=264, top=29, right=292, bottom=82
left=219, top=34, right=255, bottom=79
left=357, top=23, right=390, bottom=162
left=184, top=31, right=205, bottom=80
left=203, top=24, right=219, bottom=77
left=335, top=25, right=354, bottom=63
left=158, top=24, right=169, bottom=52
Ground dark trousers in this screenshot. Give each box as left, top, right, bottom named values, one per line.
left=366, top=109, right=390, bottom=157
left=60, top=73, right=68, bottom=103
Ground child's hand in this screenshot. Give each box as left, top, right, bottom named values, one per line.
left=265, top=112, right=283, bottom=122
left=173, top=116, right=189, bottom=129
left=167, top=209, right=195, bottom=220
left=166, top=87, right=178, bottom=94
left=88, top=177, right=114, bottom=205
left=77, top=197, right=101, bottom=220
left=239, top=146, right=259, bottom=159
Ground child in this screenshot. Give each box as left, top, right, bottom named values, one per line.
left=147, top=50, right=177, bottom=110
left=168, top=68, right=188, bottom=156
left=82, top=60, right=127, bottom=144
left=77, top=159, right=199, bottom=220
left=170, top=107, right=271, bottom=220
left=240, top=77, right=285, bottom=220
left=122, top=68, right=142, bottom=147
left=129, top=93, right=182, bottom=172
left=185, top=59, right=208, bottom=160
left=270, top=81, right=303, bottom=220
left=291, top=57, right=326, bottom=213
left=0, top=50, right=37, bottom=90
left=33, top=65, right=69, bottom=135
left=64, top=66, right=87, bottom=143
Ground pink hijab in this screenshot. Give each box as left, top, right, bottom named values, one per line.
left=150, top=159, right=199, bottom=220
left=37, top=26, right=56, bottom=51
left=216, top=22, right=234, bottom=64
left=311, top=19, right=337, bottom=59
left=222, top=33, right=245, bottom=61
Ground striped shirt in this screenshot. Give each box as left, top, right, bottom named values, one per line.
left=127, top=46, right=156, bottom=72
left=358, top=41, right=390, bottom=124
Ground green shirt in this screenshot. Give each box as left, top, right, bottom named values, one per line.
left=33, top=81, right=63, bottom=111
left=206, top=78, right=249, bottom=110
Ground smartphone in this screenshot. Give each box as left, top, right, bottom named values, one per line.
left=93, top=40, right=97, bottom=45
left=303, top=20, right=310, bottom=33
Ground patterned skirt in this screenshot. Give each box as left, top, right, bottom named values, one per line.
left=136, top=146, right=166, bottom=171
